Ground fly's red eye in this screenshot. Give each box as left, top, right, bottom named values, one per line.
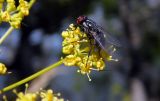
left=76, top=18, right=81, bottom=24
left=76, top=16, right=86, bottom=24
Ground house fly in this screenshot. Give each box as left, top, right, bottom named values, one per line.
left=76, top=15, right=120, bottom=57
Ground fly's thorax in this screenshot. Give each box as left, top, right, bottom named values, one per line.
left=82, top=22, right=89, bottom=29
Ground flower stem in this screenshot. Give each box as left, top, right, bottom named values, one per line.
left=0, top=27, right=14, bottom=45
left=0, top=60, right=63, bottom=93
left=29, top=0, right=36, bottom=9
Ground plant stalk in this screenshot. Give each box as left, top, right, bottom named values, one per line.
left=0, top=60, right=63, bottom=93
left=0, top=27, right=14, bottom=45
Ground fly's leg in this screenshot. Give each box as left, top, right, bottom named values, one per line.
left=98, top=46, right=102, bottom=57
left=85, top=38, right=92, bottom=68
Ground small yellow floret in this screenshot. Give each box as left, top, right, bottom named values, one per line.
left=16, top=92, right=37, bottom=101
left=40, top=89, right=64, bottom=101
left=6, top=0, right=16, bottom=12
left=96, top=58, right=105, bottom=70
left=1, top=11, right=11, bottom=22
left=0, top=63, right=7, bottom=75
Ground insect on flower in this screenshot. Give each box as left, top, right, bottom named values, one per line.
left=76, top=15, right=120, bottom=60
left=62, top=16, right=120, bottom=81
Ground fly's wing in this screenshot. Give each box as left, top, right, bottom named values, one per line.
left=96, top=25, right=121, bottom=47
left=90, top=27, right=119, bottom=61
left=87, top=18, right=121, bottom=47
left=86, top=18, right=120, bottom=58
left=91, top=31, right=114, bottom=55
left=90, top=31, right=106, bottom=50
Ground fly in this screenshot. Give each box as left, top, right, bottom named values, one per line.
left=76, top=15, right=120, bottom=57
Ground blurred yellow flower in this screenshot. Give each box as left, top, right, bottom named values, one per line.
left=13, top=89, right=64, bottom=101
left=7, top=84, right=64, bottom=101
left=0, top=63, right=7, bottom=75
left=40, top=89, right=64, bottom=101
left=16, top=92, right=37, bottom=101
left=17, top=0, right=29, bottom=16
left=0, top=0, right=35, bottom=28
left=1, top=11, right=11, bottom=22
left=6, top=0, right=16, bottom=12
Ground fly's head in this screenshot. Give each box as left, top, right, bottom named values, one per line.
left=76, top=15, right=87, bottom=25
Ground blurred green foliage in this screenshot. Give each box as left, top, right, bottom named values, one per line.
left=102, top=0, right=118, bottom=16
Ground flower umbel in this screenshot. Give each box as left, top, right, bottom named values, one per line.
left=40, top=89, right=64, bottom=101
left=0, top=0, right=35, bottom=28
left=6, top=84, right=65, bottom=101
left=0, top=0, right=35, bottom=45
left=13, top=89, right=64, bottom=101
left=14, top=91, right=37, bottom=101
left=62, top=24, right=116, bottom=81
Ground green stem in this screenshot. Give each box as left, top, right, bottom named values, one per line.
left=0, top=27, right=14, bottom=45
left=0, top=60, right=63, bottom=93
left=29, top=0, right=36, bottom=9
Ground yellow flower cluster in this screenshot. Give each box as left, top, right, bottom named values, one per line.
left=0, top=0, right=35, bottom=28
left=0, top=62, right=7, bottom=75
left=15, top=92, right=37, bottom=101
left=12, top=89, right=64, bottom=101
left=62, top=24, right=115, bottom=81
left=40, top=89, right=64, bottom=101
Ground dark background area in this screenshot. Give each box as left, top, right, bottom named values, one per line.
left=0, top=0, right=160, bottom=100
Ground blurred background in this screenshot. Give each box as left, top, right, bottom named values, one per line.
left=0, top=0, right=160, bottom=101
